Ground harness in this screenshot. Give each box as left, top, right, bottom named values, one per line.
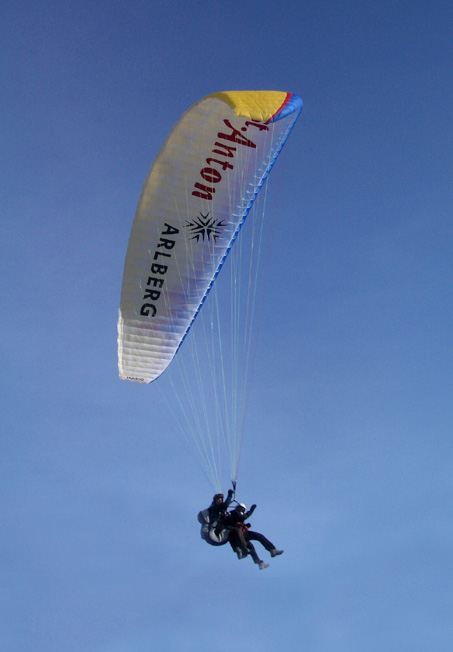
left=197, top=509, right=229, bottom=546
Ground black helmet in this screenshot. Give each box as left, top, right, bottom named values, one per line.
left=213, top=493, right=224, bottom=502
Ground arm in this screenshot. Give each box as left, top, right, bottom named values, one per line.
left=244, top=504, right=256, bottom=519
left=224, top=489, right=234, bottom=509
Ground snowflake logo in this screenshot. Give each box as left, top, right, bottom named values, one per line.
left=185, top=212, right=226, bottom=242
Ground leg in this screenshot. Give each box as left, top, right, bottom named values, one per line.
left=246, top=541, right=269, bottom=570
left=228, top=527, right=248, bottom=558
left=246, top=531, right=284, bottom=557
left=246, top=530, right=275, bottom=552
left=245, top=541, right=261, bottom=564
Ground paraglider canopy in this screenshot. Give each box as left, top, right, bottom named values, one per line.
left=117, top=90, right=303, bottom=384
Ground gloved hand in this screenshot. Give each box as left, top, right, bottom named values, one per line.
left=227, top=489, right=234, bottom=497
left=249, top=504, right=257, bottom=514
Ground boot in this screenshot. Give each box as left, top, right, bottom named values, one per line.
left=270, top=548, right=284, bottom=557
left=235, top=547, right=248, bottom=559
left=258, top=561, right=269, bottom=570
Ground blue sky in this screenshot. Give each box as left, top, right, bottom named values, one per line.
left=2, top=1, right=453, bottom=650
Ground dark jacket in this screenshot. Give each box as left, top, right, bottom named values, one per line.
left=223, top=504, right=256, bottom=529
left=208, top=493, right=234, bottom=523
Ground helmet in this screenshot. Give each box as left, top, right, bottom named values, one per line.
left=213, top=493, right=224, bottom=502
left=236, top=503, right=246, bottom=512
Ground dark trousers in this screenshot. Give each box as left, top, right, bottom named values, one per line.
left=229, top=529, right=275, bottom=564
left=228, top=527, right=248, bottom=552
left=245, top=531, right=275, bottom=552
